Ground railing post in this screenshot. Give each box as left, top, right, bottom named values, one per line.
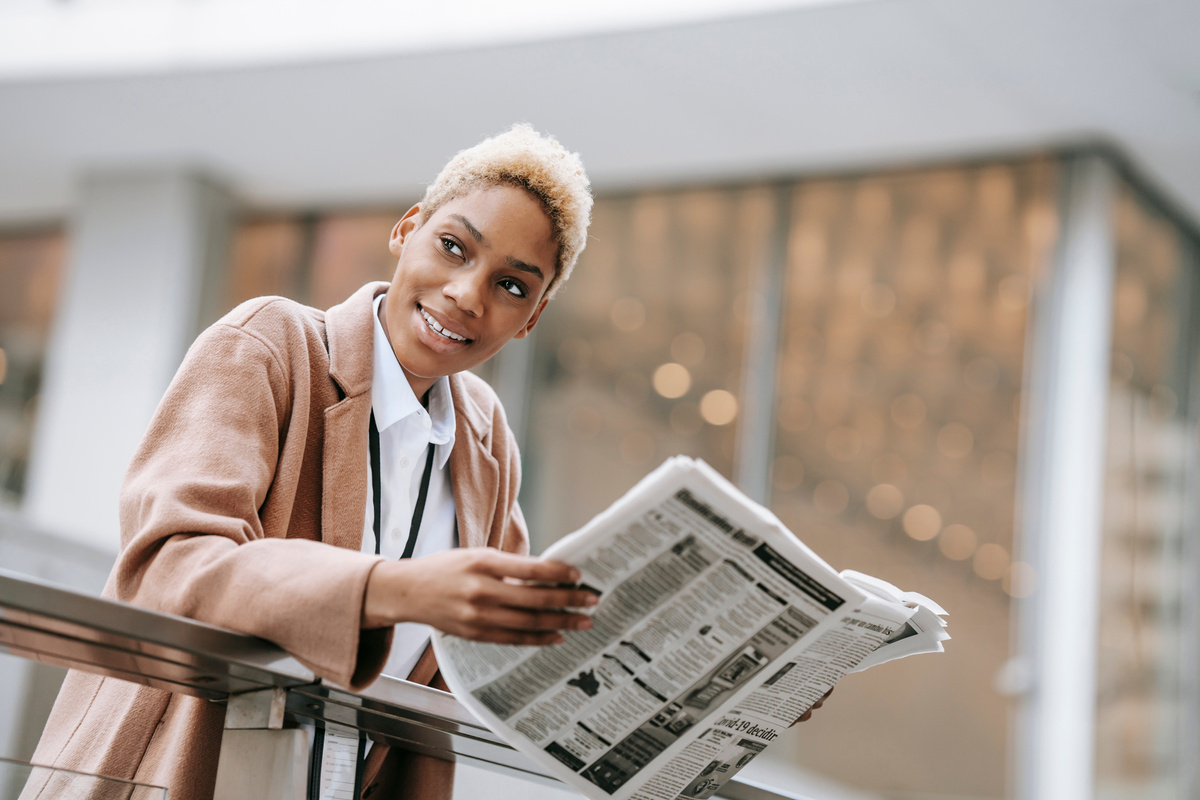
left=214, top=688, right=309, bottom=800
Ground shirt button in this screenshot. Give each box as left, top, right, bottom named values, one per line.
left=400, top=457, right=410, bottom=469
left=390, top=527, right=403, bottom=541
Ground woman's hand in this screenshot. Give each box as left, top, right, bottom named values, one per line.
left=790, top=687, right=834, bottom=726
left=362, top=549, right=598, bottom=646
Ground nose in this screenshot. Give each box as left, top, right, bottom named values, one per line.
left=443, top=267, right=486, bottom=317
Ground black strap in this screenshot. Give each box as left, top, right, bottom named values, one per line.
left=369, top=411, right=383, bottom=556
left=369, top=410, right=436, bottom=559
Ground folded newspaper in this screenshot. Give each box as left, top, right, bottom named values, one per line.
left=433, top=456, right=949, bottom=800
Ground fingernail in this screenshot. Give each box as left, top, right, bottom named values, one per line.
left=553, top=635, right=565, bottom=645
left=569, top=569, right=581, bottom=582
left=584, top=594, right=599, bottom=606
left=575, top=619, right=593, bottom=631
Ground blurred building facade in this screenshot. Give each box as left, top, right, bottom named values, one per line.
left=1, top=3, right=1199, bottom=800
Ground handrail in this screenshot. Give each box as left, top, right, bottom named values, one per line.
left=0, top=568, right=811, bottom=799
left=0, top=568, right=314, bottom=700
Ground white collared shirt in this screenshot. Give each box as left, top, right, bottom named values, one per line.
left=362, top=293, right=458, bottom=680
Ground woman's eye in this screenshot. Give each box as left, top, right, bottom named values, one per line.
left=441, top=237, right=464, bottom=258
left=499, top=278, right=528, bottom=298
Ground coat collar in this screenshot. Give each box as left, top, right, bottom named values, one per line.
left=324, top=281, right=385, bottom=401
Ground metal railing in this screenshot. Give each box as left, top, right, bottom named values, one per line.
left=0, top=569, right=809, bottom=800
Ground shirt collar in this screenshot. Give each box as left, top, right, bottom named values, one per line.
left=371, top=294, right=456, bottom=469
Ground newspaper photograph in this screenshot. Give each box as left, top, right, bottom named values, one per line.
left=434, top=456, right=948, bottom=800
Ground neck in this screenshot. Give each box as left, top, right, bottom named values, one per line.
left=403, top=369, right=434, bottom=405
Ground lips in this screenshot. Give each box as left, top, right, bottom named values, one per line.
left=419, top=305, right=471, bottom=343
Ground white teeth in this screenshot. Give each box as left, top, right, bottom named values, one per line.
left=421, top=308, right=468, bottom=342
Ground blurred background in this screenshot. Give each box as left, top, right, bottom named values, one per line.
left=1, top=1, right=1199, bottom=799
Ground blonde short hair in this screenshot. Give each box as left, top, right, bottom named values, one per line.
left=420, top=124, right=592, bottom=298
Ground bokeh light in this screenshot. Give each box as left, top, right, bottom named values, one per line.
left=653, top=363, right=691, bottom=399
left=973, top=543, right=1010, bottom=580
left=700, top=390, right=738, bottom=425
left=902, top=504, right=942, bottom=540
left=938, top=523, right=977, bottom=560
left=865, top=483, right=904, bottom=519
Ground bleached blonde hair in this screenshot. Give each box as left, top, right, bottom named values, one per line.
left=420, top=124, right=592, bottom=298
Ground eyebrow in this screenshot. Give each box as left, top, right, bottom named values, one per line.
left=505, top=256, right=545, bottom=282
left=451, top=214, right=484, bottom=243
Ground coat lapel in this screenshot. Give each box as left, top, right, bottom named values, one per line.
left=320, top=282, right=387, bottom=552
left=448, top=373, right=499, bottom=551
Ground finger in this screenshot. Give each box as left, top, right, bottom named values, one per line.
left=471, top=606, right=594, bottom=633
left=490, top=583, right=600, bottom=611
left=790, top=709, right=814, bottom=727
left=474, top=552, right=580, bottom=584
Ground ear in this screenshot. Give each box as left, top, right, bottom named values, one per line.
left=514, top=297, right=550, bottom=340
left=388, top=204, right=422, bottom=257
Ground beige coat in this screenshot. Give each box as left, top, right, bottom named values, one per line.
left=29, top=282, right=529, bottom=800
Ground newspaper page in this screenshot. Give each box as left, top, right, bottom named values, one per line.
left=433, top=457, right=944, bottom=800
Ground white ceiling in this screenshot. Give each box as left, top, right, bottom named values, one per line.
left=0, top=0, right=865, bottom=78
left=0, top=0, right=1198, bottom=225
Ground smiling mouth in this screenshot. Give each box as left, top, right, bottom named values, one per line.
left=420, top=306, right=470, bottom=343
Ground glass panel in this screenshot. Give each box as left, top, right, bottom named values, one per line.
left=308, top=212, right=404, bottom=311
left=767, top=160, right=1059, bottom=797
left=522, top=187, right=775, bottom=550
left=0, top=229, right=65, bottom=507
left=0, top=757, right=166, bottom=800
left=226, top=210, right=405, bottom=313
left=225, top=217, right=309, bottom=309
left=1094, top=184, right=1196, bottom=799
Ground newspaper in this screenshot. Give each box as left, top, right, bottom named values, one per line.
left=433, top=457, right=949, bottom=800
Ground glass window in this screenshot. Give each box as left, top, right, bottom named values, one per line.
left=214, top=163, right=1200, bottom=799
left=766, top=160, right=1059, bottom=797
left=1095, top=183, right=1198, bottom=799
left=307, top=212, right=404, bottom=311
left=522, top=187, right=775, bottom=550
left=225, top=218, right=310, bottom=311
left=0, top=228, right=65, bottom=506
left=226, top=211, right=407, bottom=313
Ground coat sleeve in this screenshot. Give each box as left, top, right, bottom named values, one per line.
left=112, top=319, right=390, bottom=690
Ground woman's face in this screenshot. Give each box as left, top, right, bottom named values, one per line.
left=380, top=184, right=557, bottom=397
